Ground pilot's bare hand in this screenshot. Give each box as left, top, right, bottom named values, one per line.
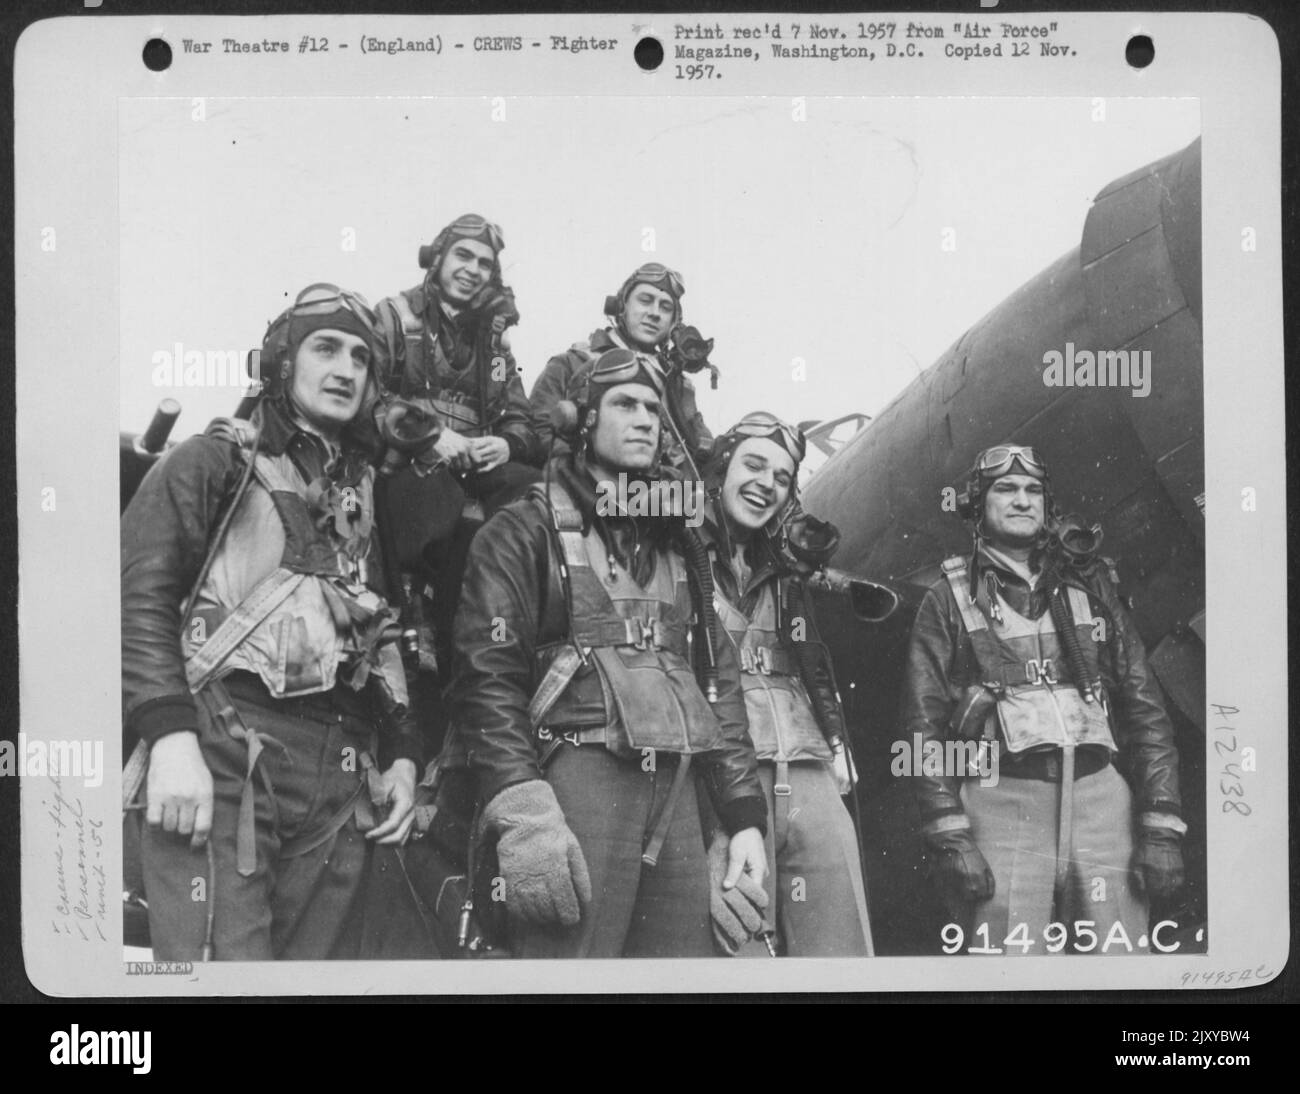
left=723, top=826, right=768, bottom=892
left=366, top=759, right=417, bottom=845
left=434, top=430, right=474, bottom=472
left=469, top=436, right=510, bottom=472
left=146, top=731, right=213, bottom=852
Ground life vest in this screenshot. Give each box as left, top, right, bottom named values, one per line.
left=940, top=556, right=1116, bottom=755
left=380, top=290, right=488, bottom=436
left=181, top=418, right=408, bottom=711
left=529, top=479, right=725, bottom=756
left=714, top=581, right=831, bottom=763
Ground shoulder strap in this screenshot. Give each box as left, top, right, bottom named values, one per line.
left=533, top=478, right=588, bottom=572
left=525, top=477, right=588, bottom=731
left=940, top=555, right=1014, bottom=690
left=374, top=293, right=423, bottom=386
left=940, top=556, right=988, bottom=634
left=204, top=416, right=259, bottom=450
left=1065, top=585, right=1095, bottom=626
left=387, top=291, right=422, bottom=337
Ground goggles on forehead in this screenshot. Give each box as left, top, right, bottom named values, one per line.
left=588, top=348, right=666, bottom=394
left=726, top=412, right=807, bottom=464
left=447, top=214, right=505, bottom=253
left=626, top=263, right=685, bottom=300
left=288, top=282, right=378, bottom=329
left=976, top=444, right=1046, bottom=479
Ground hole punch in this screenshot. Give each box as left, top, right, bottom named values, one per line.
left=634, top=36, right=664, bottom=72
left=1125, top=35, right=1154, bottom=69
left=142, top=37, right=172, bottom=72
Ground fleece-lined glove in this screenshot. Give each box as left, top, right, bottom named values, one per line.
left=706, top=829, right=769, bottom=955
left=1133, top=827, right=1185, bottom=902
left=926, top=827, right=995, bottom=914
left=482, top=779, right=591, bottom=927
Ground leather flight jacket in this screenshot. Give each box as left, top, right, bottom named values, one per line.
left=444, top=457, right=766, bottom=837
left=121, top=401, right=423, bottom=771
left=374, top=284, right=540, bottom=464
left=528, top=327, right=714, bottom=466
left=902, top=548, right=1183, bottom=836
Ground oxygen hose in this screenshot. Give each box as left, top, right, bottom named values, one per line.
left=1049, top=583, right=1097, bottom=702
left=679, top=527, right=720, bottom=702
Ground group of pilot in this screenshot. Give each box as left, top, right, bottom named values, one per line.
left=121, top=213, right=1186, bottom=961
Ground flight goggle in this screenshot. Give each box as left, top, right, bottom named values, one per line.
left=587, top=349, right=666, bottom=395
left=626, top=263, right=685, bottom=300
left=726, top=413, right=807, bottom=464
left=284, top=283, right=379, bottom=338
left=446, top=215, right=505, bottom=253
left=976, top=445, right=1046, bottom=479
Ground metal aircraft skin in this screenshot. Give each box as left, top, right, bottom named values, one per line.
left=119, top=140, right=1204, bottom=956
left=802, top=138, right=1206, bottom=954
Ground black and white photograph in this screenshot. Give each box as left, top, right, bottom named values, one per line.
left=11, top=10, right=1288, bottom=999
left=114, top=90, right=1209, bottom=964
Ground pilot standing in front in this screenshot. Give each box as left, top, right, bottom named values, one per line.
left=902, top=445, right=1186, bottom=953
left=447, top=349, right=768, bottom=958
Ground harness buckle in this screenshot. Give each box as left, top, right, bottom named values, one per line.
left=740, top=648, right=756, bottom=674
left=773, top=783, right=792, bottom=797
left=1025, top=657, right=1058, bottom=685
left=633, top=618, right=658, bottom=651
left=755, top=647, right=774, bottom=675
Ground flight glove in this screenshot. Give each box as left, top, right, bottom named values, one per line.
left=482, top=779, right=591, bottom=927
left=1133, top=826, right=1186, bottom=902
left=926, top=826, right=996, bottom=913
left=706, top=829, right=769, bottom=955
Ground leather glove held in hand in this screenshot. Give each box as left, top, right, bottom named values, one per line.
left=1133, top=826, right=1185, bottom=902
left=927, top=827, right=995, bottom=912
left=483, top=780, right=592, bottom=927
left=706, top=829, right=768, bottom=955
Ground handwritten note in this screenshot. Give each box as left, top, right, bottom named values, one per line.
left=44, top=774, right=107, bottom=942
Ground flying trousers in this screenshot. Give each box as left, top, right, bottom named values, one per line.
left=714, top=579, right=870, bottom=957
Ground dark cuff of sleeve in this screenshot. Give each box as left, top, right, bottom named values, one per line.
left=129, top=694, right=201, bottom=747
left=378, top=732, right=423, bottom=771
left=1145, top=799, right=1183, bottom=819
left=717, top=795, right=767, bottom=839
left=505, top=434, right=527, bottom=463
left=919, top=803, right=965, bottom=824
left=377, top=711, right=424, bottom=770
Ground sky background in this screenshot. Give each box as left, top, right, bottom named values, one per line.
left=119, top=95, right=1200, bottom=439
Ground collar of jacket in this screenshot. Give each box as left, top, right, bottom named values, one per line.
left=407, top=281, right=471, bottom=332
left=970, top=542, right=1093, bottom=622
left=552, top=453, right=679, bottom=546
left=699, top=508, right=785, bottom=602
left=258, top=397, right=369, bottom=487
left=595, top=326, right=676, bottom=379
